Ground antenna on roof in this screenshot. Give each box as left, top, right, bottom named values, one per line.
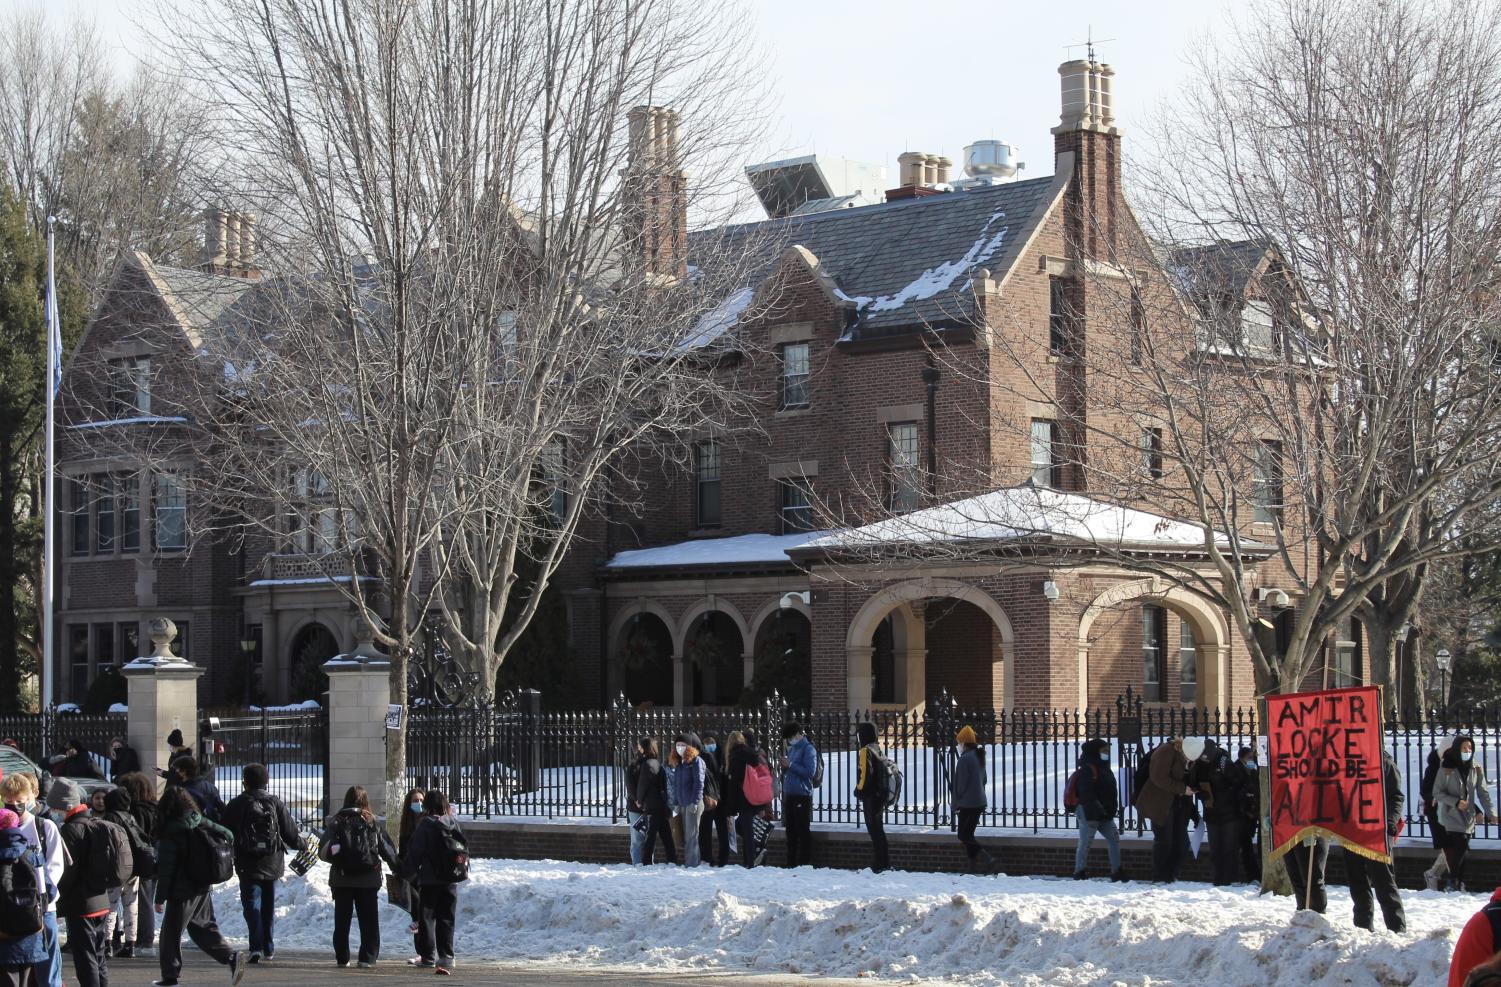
left=1064, top=25, right=1115, bottom=62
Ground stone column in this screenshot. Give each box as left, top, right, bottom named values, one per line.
left=671, top=653, right=686, bottom=707
left=846, top=646, right=873, bottom=710
left=123, top=618, right=205, bottom=785
left=324, top=652, right=391, bottom=816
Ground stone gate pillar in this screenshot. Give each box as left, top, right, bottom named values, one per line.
left=123, top=617, right=205, bottom=785
left=324, top=652, right=391, bottom=816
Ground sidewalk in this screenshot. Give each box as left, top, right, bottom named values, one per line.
left=94, top=950, right=880, bottom=986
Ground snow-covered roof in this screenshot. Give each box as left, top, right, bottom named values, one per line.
left=795, top=486, right=1257, bottom=555
left=604, top=531, right=827, bottom=571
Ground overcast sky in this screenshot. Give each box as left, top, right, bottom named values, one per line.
left=21, top=0, right=1235, bottom=188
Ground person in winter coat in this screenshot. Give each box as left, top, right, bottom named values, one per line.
left=113, top=772, right=159, bottom=958
left=161, top=757, right=224, bottom=824
left=1, top=774, right=62, bottom=987
left=631, top=738, right=675, bottom=865
left=397, top=788, right=427, bottom=945
left=319, top=785, right=399, bottom=969
left=1072, top=737, right=1123, bottom=881
left=668, top=734, right=706, bottom=867
left=1434, top=734, right=1498, bottom=892
left=403, top=789, right=467, bottom=975
left=950, top=725, right=993, bottom=873
left=53, top=738, right=104, bottom=781
left=718, top=732, right=747, bottom=861
left=1423, top=737, right=1455, bottom=890
left=99, top=789, right=149, bottom=958
left=48, top=778, right=116, bottom=987
left=854, top=722, right=890, bottom=873
left=1194, top=740, right=1242, bottom=887
left=1448, top=887, right=1501, bottom=987
left=1340, top=750, right=1406, bottom=933
left=221, top=763, right=305, bottom=963
left=1133, top=737, right=1195, bottom=883
left=695, top=734, right=730, bottom=867
left=779, top=723, right=817, bottom=868
left=153, top=786, right=244, bottom=987
left=0, top=806, right=48, bottom=987
left=106, top=738, right=141, bottom=781
left=730, top=730, right=772, bottom=869
left=1225, top=746, right=1261, bottom=882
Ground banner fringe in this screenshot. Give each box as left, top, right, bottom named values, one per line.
left=1268, top=825, right=1391, bottom=866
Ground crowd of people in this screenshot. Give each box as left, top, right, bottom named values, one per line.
left=0, top=734, right=472, bottom=987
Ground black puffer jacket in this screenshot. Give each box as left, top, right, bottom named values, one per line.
left=633, top=756, right=667, bottom=814
left=403, top=814, right=468, bottom=888
left=1074, top=739, right=1118, bottom=821
left=221, top=789, right=305, bottom=881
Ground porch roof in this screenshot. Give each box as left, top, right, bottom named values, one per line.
left=603, top=530, right=827, bottom=572
left=791, top=485, right=1263, bottom=558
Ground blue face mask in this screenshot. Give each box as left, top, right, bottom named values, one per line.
left=706, top=743, right=717, bottom=753
left=409, top=803, right=425, bottom=814
left=1244, top=761, right=1257, bottom=771
left=1461, top=750, right=1473, bottom=762
left=1099, top=752, right=1110, bottom=762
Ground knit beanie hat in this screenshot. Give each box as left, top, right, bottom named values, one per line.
left=0, top=808, right=17, bottom=830
left=956, top=725, right=978, bottom=747
left=167, top=728, right=184, bottom=748
left=46, top=778, right=83, bottom=812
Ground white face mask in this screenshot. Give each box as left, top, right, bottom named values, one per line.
left=675, top=743, right=687, bottom=757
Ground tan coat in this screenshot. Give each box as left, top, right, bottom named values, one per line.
left=1133, top=742, right=1188, bottom=827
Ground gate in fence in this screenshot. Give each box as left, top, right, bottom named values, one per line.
left=0, top=708, right=126, bottom=777
left=205, top=708, right=330, bottom=824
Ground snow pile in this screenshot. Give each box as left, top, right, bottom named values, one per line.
left=215, top=858, right=1480, bottom=985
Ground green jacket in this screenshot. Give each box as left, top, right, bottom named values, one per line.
left=155, top=812, right=234, bottom=904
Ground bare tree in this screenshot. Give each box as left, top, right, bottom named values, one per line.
left=113, top=0, right=770, bottom=820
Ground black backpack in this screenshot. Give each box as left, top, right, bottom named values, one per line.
left=83, top=818, right=133, bottom=894
left=1132, top=745, right=1158, bottom=803
left=430, top=824, right=469, bottom=884
left=329, top=814, right=381, bottom=873
left=0, top=848, right=44, bottom=940
left=185, top=821, right=235, bottom=886
left=236, top=794, right=283, bottom=860
left=109, top=812, right=157, bottom=880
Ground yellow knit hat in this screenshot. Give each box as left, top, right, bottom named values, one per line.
left=956, top=725, right=978, bottom=746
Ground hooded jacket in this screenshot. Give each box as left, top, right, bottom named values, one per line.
left=1434, top=735, right=1495, bottom=835
left=783, top=735, right=818, bottom=799
left=855, top=722, right=883, bottom=801
left=403, top=814, right=467, bottom=888
left=0, top=828, right=47, bottom=966
left=108, top=741, right=142, bottom=780
left=950, top=746, right=987, bottom=810
left=633, top=755, right=668, bottom=814
left=54, top=739, right=104, bottom=781
left=1133, top=741, right=1189, bottom=827
left=221, top=787, right=305, bottom=881
left=56, top=806, right=112, bottom=917
left=668, top=743, right=706, bottom=807
left=1074, top=739, right=1118, bottom=821
left=154, top=811, right=235, bottom=904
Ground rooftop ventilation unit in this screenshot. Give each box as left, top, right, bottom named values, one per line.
left=951, top=140, right=1025, bottom=189
left=744, top=155, right=887, bottom=219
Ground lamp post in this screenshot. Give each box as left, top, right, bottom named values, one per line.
left=239, top=638, right=257, bottom=707
left=1435, top=647, right=1453, bottom=712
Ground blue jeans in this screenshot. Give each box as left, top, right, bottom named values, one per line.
left=240, top=878, right=276, bottom=955
left=36, top=911, right=61, bottom=987
left=1074, top=806, right=1121, bottom=873
left=627, top=811, right=645, bottom=865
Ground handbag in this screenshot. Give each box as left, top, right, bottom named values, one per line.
left=631, top=814, right=649, bottom=834
left=386, top=873, right=411, bottom=911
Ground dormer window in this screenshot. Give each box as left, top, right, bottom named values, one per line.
left=1240, top=300, right=1277, bottom=352
left=109, top=357, right=152, bottom=417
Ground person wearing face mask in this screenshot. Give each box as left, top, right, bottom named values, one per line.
left=779, top=723, right=817, bottom=869
left=696, top=735, right=729, bottom=867
left=1434, top=734, right=1498, bottom=892
left=1226, top=746, right=1261, bottom=883
left=667, top=735, right=705, bottom=867
left=1071, top=737, right=1122, bottom=881
left=1340, top=749, right=1406, bottom=933
left=396, top=789, right=426, bottom=947
left=107, top=738, right=141, bottom=781
left=1, top=773, right=64, bottom=987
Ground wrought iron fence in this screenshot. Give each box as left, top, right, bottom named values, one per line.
left=206, top=708, right=330, bottom=825
left=0, top=708, right=127, bottom=777
left=403, top=689, right=1501, bottom=843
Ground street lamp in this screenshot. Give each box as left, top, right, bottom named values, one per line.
left=239, top=638, right=257, bottom=707
left=1435, top=647, right=1453, bottom=711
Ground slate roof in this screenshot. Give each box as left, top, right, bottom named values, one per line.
left=1166, top=240, right=1269, bottom=303
left=691, top=176, right=1058, bottom=338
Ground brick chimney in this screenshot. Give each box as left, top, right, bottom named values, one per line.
left=624, top=105, right=687, bottom=281
left=1052, top=58, right=1121, bottom=260
left=200, top=208, right=261, bottom=278
left=889, top=150, right=946, bottom=201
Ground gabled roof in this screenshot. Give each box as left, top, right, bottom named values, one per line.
left=691, top=176, right=1058, bottom=338
left=1166, top=240, right=1271, bottom=302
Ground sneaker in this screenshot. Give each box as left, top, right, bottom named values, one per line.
left=229, top=951, right=246, bottom=986
left=1110, top=870, right=1128, bottom=883
left=263, top=952, right=274, bottom=962
left=137, top=946, right=157, bottom=958
left=117, top=944, right=135, bottom=959
left=1423, top=871, right=1439, bottom=891
left=1072, top=870, right=1087, bottom=880
left=357, top=962, right=376, bottom=969
left=434, top=967, right=452, bottom=976
left=248, top=952, right=263, bottom=965
left=336, top=961, right=350, bottom=968
left=408, top=957, right=435, bottom=968
left=153, top=980, right=179, bottom=986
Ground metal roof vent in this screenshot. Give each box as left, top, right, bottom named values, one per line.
left=963, top=140, right=1022, bottom=181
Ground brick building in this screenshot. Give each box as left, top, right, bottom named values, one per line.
left=52, top=58, right=1336, bottom=710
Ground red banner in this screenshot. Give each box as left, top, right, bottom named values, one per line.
left=1267, top=686, right=1390, bottom=863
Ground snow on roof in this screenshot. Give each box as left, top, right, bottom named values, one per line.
left=67, top=416, right=189, bottom=429
left=679, top=286, right=756, bottom=351
left=605, top=531, right=827, bottom=570
left=798, top=486, right=1249, bottom=553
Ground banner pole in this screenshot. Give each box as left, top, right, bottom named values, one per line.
left=1304, top=841, right=1314, bottom=907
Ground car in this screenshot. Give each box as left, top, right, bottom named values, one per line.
left=0, top=743, right=115, bottom=805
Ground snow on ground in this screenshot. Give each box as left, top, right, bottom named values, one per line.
left=212, top=857, right=1484, bottom=986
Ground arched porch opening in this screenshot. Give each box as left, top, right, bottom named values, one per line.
left=681, top=610, right=745, bottom=706
left=844, top=578, right=1016, bottom=712
left=288, top=622, right=339, bottom=702
left=1078, top=579, right=1230, bottom=710
left=614, top=610, right=675, bottom=708
left=748, top=608, right=811, bottom=709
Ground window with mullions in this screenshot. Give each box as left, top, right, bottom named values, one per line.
left=1179, top=620, right=1198, bottom=704
left=154, top=473, right=187, bottom=550
left=541, top=440, right=567, bottom=527
left=1049, top=277, right=1079, bottom=357
left=95, top=474, right=115, bottom=552
left=779, top=477, right=815, bottom=533
left=695, top=441, right=721, bottom=528
left=1030, top=419, right=1061, bottom=488
left=1142, top=605, right=1167, bottom=702
left=1141, top=427, right=1164, bottom=481
left=108, top=356, right=152, bottom=417
left=1333, top=617, right=1362, bottom=686
left=1253, top=439, right=1284, bottom=524
left=779, top=343, right=810, bottom=409
left=888, top=422, right=921, bottom=512
left=69, top=476, right=90, bottom=555
left=120, top=475, right=141, bottom=551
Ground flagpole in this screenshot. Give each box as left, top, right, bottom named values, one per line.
left=42, top=216, right=57, bottom=712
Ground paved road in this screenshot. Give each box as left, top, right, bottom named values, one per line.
left=95, top=950, right=887, bottom=986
